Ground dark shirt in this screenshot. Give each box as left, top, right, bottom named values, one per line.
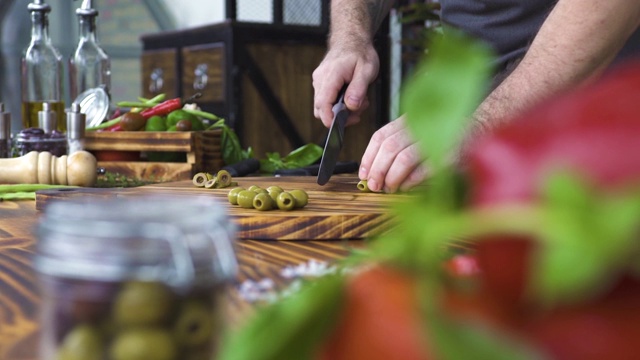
left=440, top=0, right=640, bottom=75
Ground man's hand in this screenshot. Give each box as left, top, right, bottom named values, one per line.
left=312, top=45, right=379, bottom=128
left=358, top=116, right=429, bottom=193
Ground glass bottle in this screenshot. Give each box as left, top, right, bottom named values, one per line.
left=69, top=0, right=111, bottom=102
left=35, top=196, right=237, bottom=360
left=21, top=0, right=65, bottom=132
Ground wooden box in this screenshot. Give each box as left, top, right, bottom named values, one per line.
left=83, top=130, right=223, bottom=182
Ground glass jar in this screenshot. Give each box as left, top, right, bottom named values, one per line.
left=35, top=196, right=237, bottom=360
left=13, top=127, right=67, bottom=157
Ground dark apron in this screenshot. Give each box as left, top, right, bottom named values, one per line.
left=440, top=0, right=640, bottom=76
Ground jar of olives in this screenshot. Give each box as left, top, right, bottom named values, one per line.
left=14, top=127, right=67, bottom=157
left=35, top=196, right=237, bottom=360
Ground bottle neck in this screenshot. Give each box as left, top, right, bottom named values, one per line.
left=78, top=16, right=98, bottom=43
left=30, top=11, right=49, bottom=43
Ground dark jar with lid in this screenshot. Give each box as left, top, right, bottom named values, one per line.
left=35, top=196, right=237, bottom=360
left=13, top=128, right=67, bottom=157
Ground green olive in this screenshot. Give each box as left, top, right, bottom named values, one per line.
left=276, top=192, right=296, bottom=211
left=203, top=178, right=218, bottom=189
left=289, top=189, right=309, bottom=208
left=120, top=112, right=146, bottom=131
left=237, top=190, right=257, bottom=208
left=227, top=187, right=244, bottom=205
left=216, top=170, right=232, bottom=188
left=266, top=185, right=283, bottom=193
left=357, top=179, right=370, bottom=192
left=247, top=185, right=262, bottom=192
left=267, top=188, right=283, bottom=202
left=112, top=281, right=175, bottom=328
left=173, top=300, right=214, bottom=347
left=57, top=324, right=103, bottom=360
left=110, top=328, right=177, bottom=360
left=253, top=193, right=274, bottom=211
left=192, top=172, right=211, bottom=187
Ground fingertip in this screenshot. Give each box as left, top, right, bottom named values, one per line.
left=358, top=165, right=368, bottom=180
left=367, top=178, right=380, bottom=192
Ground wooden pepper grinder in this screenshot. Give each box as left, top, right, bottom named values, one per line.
left=0, top=150, right=97, bottom=187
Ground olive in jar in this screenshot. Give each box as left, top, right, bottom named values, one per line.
left=112, top=281, right=175, bottom=328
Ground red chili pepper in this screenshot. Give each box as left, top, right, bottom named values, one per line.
left=106, top=123, right=123, bottom=132
left=140, top=97, right=182, bottom=119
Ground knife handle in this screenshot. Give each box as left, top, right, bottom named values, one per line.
left=221, top=158, right=260, bottom=177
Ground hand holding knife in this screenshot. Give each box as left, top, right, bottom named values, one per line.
left=317, top=85, right=350, bottom=185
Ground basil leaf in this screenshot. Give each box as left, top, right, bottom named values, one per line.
left=218, top=275, right=345, bottom=360
left=402, top=30, right=493, bottom=170
left=282, top=143, right=323, bottom=168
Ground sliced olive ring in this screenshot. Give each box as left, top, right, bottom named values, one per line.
left=357, top=179, right=371, bottom=192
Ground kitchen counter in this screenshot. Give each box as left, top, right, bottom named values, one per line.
left=0, top=185, right=367, bottom=359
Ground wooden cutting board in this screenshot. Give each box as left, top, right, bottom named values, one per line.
left=35, top=176, right=407, bottom=241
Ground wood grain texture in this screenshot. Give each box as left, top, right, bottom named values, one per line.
left=182, top=43, right=226, bottom=102
left=84, top=130, right=224, bottom=181
left=0, top=200, right=366, bottom=360
left=141, top=48, right=179, bottom=99
left=36, top=176, right=402, bottom=240
left=84, top=130, right=222, bottom=152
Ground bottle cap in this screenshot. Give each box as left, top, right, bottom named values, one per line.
left=28, top=0, right=51, bottom=13
left=66, top=103, right=86, bottom=140
left=0, top=103, right=10, bottom=141
left=76, top=0, right=98, bottom=16
left=73, top=86, right=110, bottom=129
left=38, top=102, right=57, bottom=134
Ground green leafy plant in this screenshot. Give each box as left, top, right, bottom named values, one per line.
left=259, top=143, right=323, bottom=173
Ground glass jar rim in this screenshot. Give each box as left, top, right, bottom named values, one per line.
left=36, top=195, right=237, bottom=288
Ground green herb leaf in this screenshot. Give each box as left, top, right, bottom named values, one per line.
left=534, top=171, right=640, bottom=305
left=401, top=30, right=494, bottom=169
left=218, top=275, right=345, bottom=360
left=282, top=143, right=323, bottom=169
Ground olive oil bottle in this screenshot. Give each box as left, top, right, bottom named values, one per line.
left=21, top=0, right=65, bottom=131
left=69, top=0, right=111, bottom=101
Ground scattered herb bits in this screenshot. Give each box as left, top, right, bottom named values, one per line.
left=227, top=186, right=309, bottom=211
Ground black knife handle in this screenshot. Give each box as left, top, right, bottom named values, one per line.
left=221, top=158, right=260, bottom=177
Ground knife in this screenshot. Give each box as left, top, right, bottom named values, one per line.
left=275, top=161, right=358, bottom=176
left=317, top=85, right=350, bottom=185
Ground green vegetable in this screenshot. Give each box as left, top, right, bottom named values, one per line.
left=259, top=143, right=323, bottom=173
left=116, top=101, right=155, bottom=108
left=145, top=115, right=167, bottom=131
left=166, top=109, right=204, bottom=131
left=218, top=275, right=345, bottom=360
left=0, top=184, right=79, bottom=201
left=88, top=94, right=165, bottom=131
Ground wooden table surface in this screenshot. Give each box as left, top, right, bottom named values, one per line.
left=0, top=196, right=365, bottom=360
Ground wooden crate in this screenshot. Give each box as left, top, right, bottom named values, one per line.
left=84, top=130, right=223, bottom=182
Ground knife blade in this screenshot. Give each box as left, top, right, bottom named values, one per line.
left=317, top=86, right=349, bottom=185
